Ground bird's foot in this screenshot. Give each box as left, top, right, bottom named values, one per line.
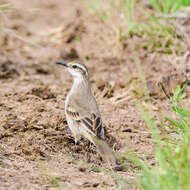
left=71, top=149, right=78, bottom=160
left=71, top=142, right=79, bottom=160
left=85, top=141, right=92, bottom=162
left=86, top=151, right=91, bottom=162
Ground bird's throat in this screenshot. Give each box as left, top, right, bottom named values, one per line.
left=71, top=77, right=91, bottom=96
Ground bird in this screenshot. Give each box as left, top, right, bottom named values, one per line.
left=56, top=61, right=116, bottom=164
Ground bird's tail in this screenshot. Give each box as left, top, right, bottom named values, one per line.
left=92, top=136, right=116, bottom=165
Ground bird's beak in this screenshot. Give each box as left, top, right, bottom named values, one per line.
left=56, top=61, right=68, bottom=67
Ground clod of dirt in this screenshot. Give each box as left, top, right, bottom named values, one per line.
left=122, top=128, right=132, bottom=133
left=113, top=165, right=126, bottom=172
left=78, top=167, right=86, bottom=172
left=0, top=60, right=19, bottom=79
left=97, top=83, right=114, bottom=99
left=104, top=127, right=121, bottom=151
left=61, top=48, right=79, bottom=60
left=92, top=183, right=99, bottom=188
left=35, top=64, right=51, bottom=75
left=43, top=19, right=85, bottom=44
left=30, top=87, right=56, bottom=99
left=147, top=72, right=189, bottom=98
left=5, top=119, right=28, bottom=132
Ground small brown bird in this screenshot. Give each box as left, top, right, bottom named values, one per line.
left=56, top=61, right=116, bottom=164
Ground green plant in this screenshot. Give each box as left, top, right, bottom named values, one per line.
left=85, top=0, right=186, bottom=54
left=135, top=85, right=190, bottom=190
left=0, top=3, right=15, bottom=12
left=125, top=0, right=183, bottom=53
left=165, top=85, right=189, bottom=133
left=110, top=81, right=190, bottom=190
left=38, top=161, right=63, bottom=190
left=150, top=0, right=190, bottom=14
left=183, top=0, right=190, bottom=6
left=150, top=0, right=182, bottom=13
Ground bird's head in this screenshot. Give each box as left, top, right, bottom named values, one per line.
left=56, top=61, right=89, bottom=80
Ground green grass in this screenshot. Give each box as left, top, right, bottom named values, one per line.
left=0, top=3, right=15, bottom=12
left=150, top=0, right=181, bottom=13
left=150, top=0, right=190, bottom=14
left=95, top=59, right=190, bottom=190
left=102, top=83, right=190, bottom=189
left=38, top=161, right=63, bottom=190
left=104, top=59, right=190, bottom=189
left=122, top=82, right=190, bottom=190
left=84, top=1, right=190, bottom=189
left=132, top=54, right=190, bottom=190
left=85, top=0, right=189, bottom=54
left=124, top=0, right=183, bottom=53
left=137, top=93, right=190, bottom=190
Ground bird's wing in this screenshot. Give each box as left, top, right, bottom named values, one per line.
left=66, top=105, right=116, bottom=165
left=66, top=105, right=103, bottom=138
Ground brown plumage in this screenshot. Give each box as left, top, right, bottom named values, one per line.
left=56, top=61, right=116, bottom=164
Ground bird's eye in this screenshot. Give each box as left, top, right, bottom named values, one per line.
left=72, top=65, right=77, bottom=69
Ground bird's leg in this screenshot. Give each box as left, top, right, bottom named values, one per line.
left=86, top=141, right=92, bottom=162
left=71, top=140, right=79, bottom=160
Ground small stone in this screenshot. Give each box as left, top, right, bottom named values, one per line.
left=122, top=128, right=132, bottom=133
left=113, top=165, right=126, bottom=171
left=92, top=183, right=99, bottom=187
left=78, top=167, right=86, bottom=172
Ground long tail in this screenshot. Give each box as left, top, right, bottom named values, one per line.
left=92, top=136, right=116, bottom=165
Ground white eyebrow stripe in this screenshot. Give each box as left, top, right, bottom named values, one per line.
left=77, top=64, right=86, bottom=71
left=74, top=64, right=88, bottom=73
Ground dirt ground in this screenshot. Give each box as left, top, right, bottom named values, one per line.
left=0, top=0, right=190, bottom=189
